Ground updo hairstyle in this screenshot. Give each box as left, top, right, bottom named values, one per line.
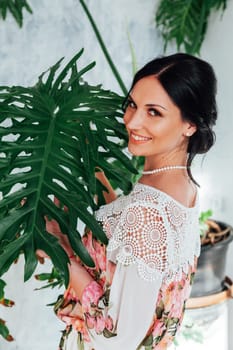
left=124, top=53, right=217, bottom=184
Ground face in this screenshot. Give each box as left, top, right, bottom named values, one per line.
left=123, top=76, right=196, bottom=165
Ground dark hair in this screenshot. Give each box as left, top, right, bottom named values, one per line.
left=124, top=53, right=217, bottom=185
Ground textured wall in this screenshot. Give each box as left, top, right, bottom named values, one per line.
left=0, top=0, right=161, bottom=90
left=1, top=0, right=233, bottom=349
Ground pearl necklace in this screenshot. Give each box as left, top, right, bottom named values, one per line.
left=142, top=165, right=187, bottom=175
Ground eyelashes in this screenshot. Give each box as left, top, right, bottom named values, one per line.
left=123, top=98, right=162, bottom=117
left=122, top=97, right=135, bottom=111
left=147, top=108, right=162, bottom=117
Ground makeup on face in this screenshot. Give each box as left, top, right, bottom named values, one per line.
left=123, top=76, right=192, bottom=160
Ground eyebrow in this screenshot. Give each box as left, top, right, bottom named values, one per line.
left=145, top=103, right=167, bottom=111
left=128, top=95, right=167, bottom=111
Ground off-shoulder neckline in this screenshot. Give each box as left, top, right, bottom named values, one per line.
left=135, top=182, right=198, bottom=211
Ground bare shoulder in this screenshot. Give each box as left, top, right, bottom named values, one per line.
left=140, top=173, right=197, bottom=208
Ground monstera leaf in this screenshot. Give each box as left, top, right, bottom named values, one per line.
left=155, top=0, right=227, bottom=54
left=0, top=49, right=136, bottom=285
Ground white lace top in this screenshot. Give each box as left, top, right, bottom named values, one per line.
left=96, top=182, right=200, bottom=284
left=63, top=182, right=200, bottom=350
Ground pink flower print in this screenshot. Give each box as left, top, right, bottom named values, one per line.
left=166, top=281, right=176, bottom=293
left=163, top=294, right=173, bottom=314
left=182, top=280, right=191, bottom=300
left=94, top=240, right=106, bottom=271
left=58, top=314, right=73, bottom=326
left=173, top=277, right=191, bottom=306
left=95, top=314, right=106, bottom=334
left=73, top=318, right=90, bottom=342
left=82, top=281, right=103, bottom=313
left=170, top=296, right=184, bottom=318
left=73, top=318, right=85, bottom=333
left=153, top=335, right=172, bottom=350
left=82, top=232, right=96, bottom=262
left=63, top=285, right=79, bottom=302
left=83, top=330, right=91, bottom=342
left=105, top=315, right=114, bottom=331
left=152, top=320, right=166, bottom=337
left=82, top=231, right=106, bottom=274
left=57, top=304, right=74, bottom=321
left=86, top=314, right=96, bottom=329
left=106, top=261, right=116, bottom=285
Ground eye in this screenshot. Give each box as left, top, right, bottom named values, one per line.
left=129, top=101, right=136, bottom=108
left=148, top=108, right=162, bottom=117
left=123, top=98, right=136, bottom=111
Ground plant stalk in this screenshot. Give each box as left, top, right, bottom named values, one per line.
left=79, top=0, right=128, bottom=95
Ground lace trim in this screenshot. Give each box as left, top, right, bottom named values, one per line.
left=107, top=242, right=199, bottom=283
left=96, top=183, right=200, bottom=283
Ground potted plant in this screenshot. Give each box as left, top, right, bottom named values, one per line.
left=176, top=211, right=233, bottom=349
left=190, top=210, right=233, bottom=298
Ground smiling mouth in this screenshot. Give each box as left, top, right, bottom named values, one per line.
left=130, top=132, right=152, bottom=142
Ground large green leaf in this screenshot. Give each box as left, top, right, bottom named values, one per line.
left=155, top=0, right=227, bottom=54
left=0, top=0, right=32, bottom=27
left=0, top=49, right=137, bottom=285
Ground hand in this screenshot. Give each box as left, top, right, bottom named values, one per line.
left=95, top=167, right=117, bottom=203
left=45, top=216, right=73, bottom=257
left=36, top=216, right=73, bottom=263
left=36, top=249, right=49, bottom=263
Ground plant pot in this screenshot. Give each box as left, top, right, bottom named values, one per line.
left=191, top=221, right=233, bottom=297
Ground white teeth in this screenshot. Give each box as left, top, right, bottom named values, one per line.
left=131, top=133, right=151, bottom=141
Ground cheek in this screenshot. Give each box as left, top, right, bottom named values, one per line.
left=148, top=121, right=165, bottom=136
left=123, top=111, right=130, bottom=126
left=149, top=122, right=184, bottom=146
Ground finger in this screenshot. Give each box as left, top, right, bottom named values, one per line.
left=36, top=249, right=50, bottom=259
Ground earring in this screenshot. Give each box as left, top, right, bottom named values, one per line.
left=186, top=132, right=191, bottom=137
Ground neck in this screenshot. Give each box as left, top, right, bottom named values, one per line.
left=144, top=154, right=188, bottom=172
left=141, top=165, right=188, bottom=176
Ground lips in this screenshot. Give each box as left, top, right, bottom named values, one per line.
left=129, top=132, right=152, bottom=143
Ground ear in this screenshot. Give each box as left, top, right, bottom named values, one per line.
left=184, top=123, right=197, bottom=137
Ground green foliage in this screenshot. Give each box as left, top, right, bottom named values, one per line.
left=0, top=279, right=14, bottom=341
left=0, top=318, right=13, bottom=342
left=0, top=49, right=137, bottom=286
left=0, top=0, right=32, bottom=27
left=155, top=0, right=227, bottom=54
left=199, top=209, right=213, bottom=237
left=35, top=267, right=64, bottom=290
left=126, top=27, right=138, bottom=76
left=0, top=279, right=5, bottom=300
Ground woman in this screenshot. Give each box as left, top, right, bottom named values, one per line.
left=49, top=53, right=217, bottom=349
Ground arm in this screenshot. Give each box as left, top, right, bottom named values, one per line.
left=67, top=169, right=117, bottom=297
left=40, top=169, right=115, bottom=295
left=95, top=168, right=117, bottom=204
left=78, top=202, right=167, bottom=349
left=82, top=263, right=162, bottom=350
left=41, top=214, right=95, bottom=300
left=56, top=189, right=198, bottom=349
left=67, top=258, right=94, bottom=300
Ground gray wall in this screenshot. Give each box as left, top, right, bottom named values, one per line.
left=1, top=1, right=233, bottom=349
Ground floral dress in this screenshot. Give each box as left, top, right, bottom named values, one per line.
left=55, top=183, right=200, bottom=350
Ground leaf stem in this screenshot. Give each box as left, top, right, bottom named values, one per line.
left=79, top=0, right=128, bottom=95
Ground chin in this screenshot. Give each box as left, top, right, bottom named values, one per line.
left=128, top=144, right=147, bottom=157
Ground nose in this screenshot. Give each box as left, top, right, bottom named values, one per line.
left=124, top=109, right=144, bottom=130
